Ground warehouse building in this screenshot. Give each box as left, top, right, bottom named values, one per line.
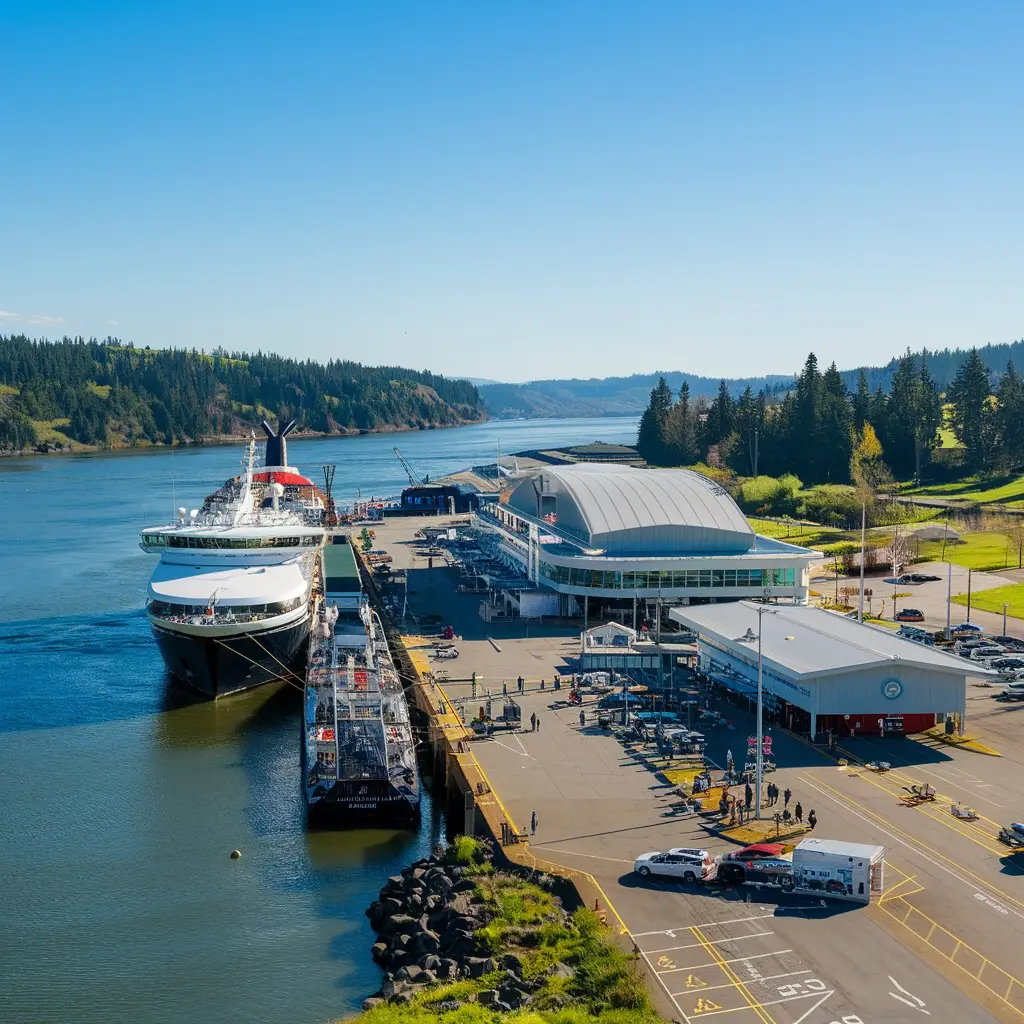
left=476, top=463, right=821, bottom=622
left=670, top=601, right=989, bottom=738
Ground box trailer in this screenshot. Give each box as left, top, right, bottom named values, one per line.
left=791, top=838, right=884, bottom=904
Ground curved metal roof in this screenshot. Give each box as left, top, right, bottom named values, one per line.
left=507, top=463, right=755, bottom=555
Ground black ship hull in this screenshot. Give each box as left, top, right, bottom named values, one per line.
left=305, top=777, right=421, bottom=827
left=152, top=615, right=310, bottom=699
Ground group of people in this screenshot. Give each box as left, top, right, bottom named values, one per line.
left=736, top=782, right=816, bottom=830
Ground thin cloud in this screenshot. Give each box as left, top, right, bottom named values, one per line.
left=107, top=320, right=118, bottom=326
left=0, top=310, right=64, bottom=327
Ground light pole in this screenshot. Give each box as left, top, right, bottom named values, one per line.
left=858, top=499, right=866, bottom=623
left=1004, top=603, right=1009, bottom=639
left=735, top=603, right=775, bottom=820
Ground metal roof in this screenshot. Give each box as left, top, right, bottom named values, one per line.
left=148, top=560, right=307, bottom=606
left=671, top=601, right=993, bottom=679
left=507, top=463, right=756, bottom=555
left=794, top=838, right=884, bottom=860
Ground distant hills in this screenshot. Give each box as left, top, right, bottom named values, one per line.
left=478, top=339, right=1024, bottom=419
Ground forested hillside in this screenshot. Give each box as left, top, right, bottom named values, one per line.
left=479, top=339, right=1024, bottom=419
left=635, top=348, right=1024, bottom=488
left=0, top=336, right=483, bottom=452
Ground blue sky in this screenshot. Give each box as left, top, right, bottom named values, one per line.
left=1, top=2, right=1021, bottom=382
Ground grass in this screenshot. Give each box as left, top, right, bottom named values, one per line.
left=746, top=517, right=846, bottom=549
left=350, top=851, right=660, bottom=1024
left=86, top=381, right=111, bottom=398
left=29, top=418, right=78, bottom=447
left=916, top=531, right=1022, bottom=571
left=902, top=473, right=1024, bottom=507
left=950, top=581, right=1024, bottom=620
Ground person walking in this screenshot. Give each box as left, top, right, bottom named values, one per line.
left=783, top=787, right=792, bottom=809
left=795, top=801, right=803, bottom=824
left=503, top=681, right=508, bottom=696
left=807, top=809, right=817, bottom=830
left=536, top=715, right=541, bottom=732
left=744, top=783, right=753, bottom=811
left=766, top=783, right=774, bottom=805
left=531, top=810, right=537, bottom=834
left=531, top=712, right=537, bottom=732
left=579, top=709, right=586, bottom=728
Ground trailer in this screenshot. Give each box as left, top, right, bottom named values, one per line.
left=790, top=838, right=884, bottom=904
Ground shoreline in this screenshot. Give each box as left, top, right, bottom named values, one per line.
left=0, top=416, right=489, bottom=460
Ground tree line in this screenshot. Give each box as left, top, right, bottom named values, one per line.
left=0, top=336, right=484, bottom=450
left=636, top=348, right=1024, bottom=485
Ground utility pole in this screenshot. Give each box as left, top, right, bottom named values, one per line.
left=967, top=568, right=973, bottom=624
left=858, top=499, right=866, bottom=623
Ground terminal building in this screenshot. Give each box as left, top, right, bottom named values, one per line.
left=476, top=463, right=821, bottom=622
left=670, top=601, right=986, bottom=738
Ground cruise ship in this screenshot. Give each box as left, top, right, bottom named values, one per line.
left=140, top=419, right=326, bottom=698
left=304, top=536, right=420, bottom=824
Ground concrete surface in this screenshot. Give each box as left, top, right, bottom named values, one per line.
left=371, top=516, right=1024, bottom=1023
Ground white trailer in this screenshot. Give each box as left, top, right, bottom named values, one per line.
left=790, top=838, right=884, bottom=904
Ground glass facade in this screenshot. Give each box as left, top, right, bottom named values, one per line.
left=147, top=595, right=304, bottom=621
left=539, top=562, right=796, bottom=590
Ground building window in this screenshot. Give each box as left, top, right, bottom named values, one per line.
left=712, top=570, right=724, bottom=587
left=699, top=570, right=712, bottom=588
left=724, top=570, right=736, bottom=587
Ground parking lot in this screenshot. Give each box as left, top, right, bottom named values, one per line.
left=370, top=517, right=1024, bottom=1022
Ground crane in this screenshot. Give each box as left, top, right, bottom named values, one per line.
left=394, top=447, right=427, bottom=487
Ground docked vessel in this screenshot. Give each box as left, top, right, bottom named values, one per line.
left=304, top=536, right=420, bottom=824
left=140, top=419, right=326, bottom=698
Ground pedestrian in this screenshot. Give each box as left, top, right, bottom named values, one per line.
left=540, top=678, right=546, bottom=690
left=531, top=712, right=536, bottom=732
left=783, top=787, right=792, bottom=809
left=531, top=810, right=537, bottom=834
left=744, top=783, right=753, bottom=810
left=503, top=681, right=508, bottom=696
left=536, top=715, right=541, bottom=732
left=807, top=809, right=817, bottom=830
left=771, top=783, right=778, bottom=805
left=765, top=783, right=773, bottom=805
left=580, top=710, right=586, bottom=728
left=518, top=675, right=524, bottom=694
left=795, top=801, right=803, bottom=823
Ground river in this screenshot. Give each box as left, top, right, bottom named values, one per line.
left=0, top=415, right=638, bottom=1024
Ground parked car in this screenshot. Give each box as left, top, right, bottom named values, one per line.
left=716, top=845, right=794, bottom=886
left=895, top=609, right=925, bottom=622
left=633, top=848, right=714, bottom=884
left=910, top=573, right=943, bottom=582
left=1000, top=682, right=1024, bottom=700
left=951, top=622, right=983, bottom=634
left=968, top=645, right=1006, bottom=662
left=992, top=657, right=1024, bottom=674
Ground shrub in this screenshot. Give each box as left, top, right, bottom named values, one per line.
left=798, top=484, right=861, bottom=527
left=450, top=834, right=483, bottom=865
left=734, top=474, right=802, bottom=516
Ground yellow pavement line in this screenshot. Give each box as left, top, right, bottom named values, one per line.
left=846, top=753, right=1005, bottom=830
left=879, top=872, right=922, bottom=904
left=801, top=773, right=1024, bottom=915
left=688, top=925, right=778, bottom=1024
left=873, top=895, right=1024, bottom=1020
left=837, top=761, right=1008, bottom=855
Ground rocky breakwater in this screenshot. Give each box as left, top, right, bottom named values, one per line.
left=362, top=839, right=542, bottom=1012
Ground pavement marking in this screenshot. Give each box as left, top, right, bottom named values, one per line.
left=873, top=891, right=1024, bottom=1018
left=645, top=931, right=776, bottom=955
left=888, top=975, right=930, bottom=1014
left=840, top=759, right=1008, bottom=853
left=671, top=970, right=813, bottom=995
left=689, top=926, right=780, bottom=1024
left=800, top=772, right=1024, bottom=918
left=635, top=914, right=776, bottom=938
left=490, top=737, right=533, bottom=758
left=659, top=950, right=795, bottom=976
left=528, top=844, right=633, bottom=864
left=688, top=990, right=836, bottom=1018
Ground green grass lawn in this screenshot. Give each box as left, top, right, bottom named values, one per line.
left=902, top=473, right=1024, bottom=507
left=951, top=581, right=1024, bottom=620
left=916, top=531, right=1023, bottom=571
left=747, top=517, right=846, bottom=549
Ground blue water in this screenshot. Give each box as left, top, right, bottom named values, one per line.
left=0, top=416, right=637, bottom=1024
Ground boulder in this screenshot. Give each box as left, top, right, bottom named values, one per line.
left=438, top=958, right=460, bottom=980
left=420, top=954, right=441, bottom=972
left=381, top=896, right=404, bottom=916
left=380, top=913, right=416, bottom=935
left=449, top=894, right=474, bottom=916
left=381, top=977, right=409, bottom=1000
left=550, top=962, right=574, bottom=980
left=465, top=956, right=498, bottom=978
left=411, top=930, right=439, bottom=955
left=424, top=894, right=441, bottom=912
left=420, top=969, right=437, bottom=985
left=404, top=965, right=426, bottom=985
left=501, top=953, right=524, bottom=977
left=370, top=942, right=389, bottom=964
left=366, top=900, right=383, bottom=920
left=477, top=989, right=500, bottom=1007
left=361, top=997, right=384, bottom=1012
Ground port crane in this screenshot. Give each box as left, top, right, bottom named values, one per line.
left=394, top=447, right=429, bottom=487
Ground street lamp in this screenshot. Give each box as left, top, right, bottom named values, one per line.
left=735, top=604, right=776, bottom=820
left=1004, top=603, right=1009, bottom=639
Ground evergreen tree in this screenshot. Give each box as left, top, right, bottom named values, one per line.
left=732, top=385, right=764, bottom=475
left=635, top=376, right=674, bottom=465
left=912, top=351, right=943, bottom=483
left=884, top=353, right=921, bottom=480
left=995, top=361, right=1024, bottom=469
left=787, top=353, right=822, bottom=481
left=948, top=348, right=993, bottom=469
left=663, top=382, right=700, bottom=465
left=818, top=363, right=853, bottom=481
left=852, top=370, right=871, bottom=433
left=705, top=380, right=736, bottom=446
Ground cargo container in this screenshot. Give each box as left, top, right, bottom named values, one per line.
left=791, top=838, right=884, bottom=904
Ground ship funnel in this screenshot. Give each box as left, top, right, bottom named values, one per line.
left=177, top=507, right=187, bottom=522
left=189, top=509, right=199, bottom=521
left=270, top=481, right=285, bottom=511
left=262, top=415, right=297, bottom=468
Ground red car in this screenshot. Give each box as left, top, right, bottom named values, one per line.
left=895, top=609, right=924, bottom=622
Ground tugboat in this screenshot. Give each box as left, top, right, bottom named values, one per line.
left=304, top=535, right=420, bottom=824
left=140, top=418, right=326, bottom=698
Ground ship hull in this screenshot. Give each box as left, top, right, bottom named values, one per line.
left=305, top=777, right=421, bottom=827
left=152, top=615, right=310, bottom=699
